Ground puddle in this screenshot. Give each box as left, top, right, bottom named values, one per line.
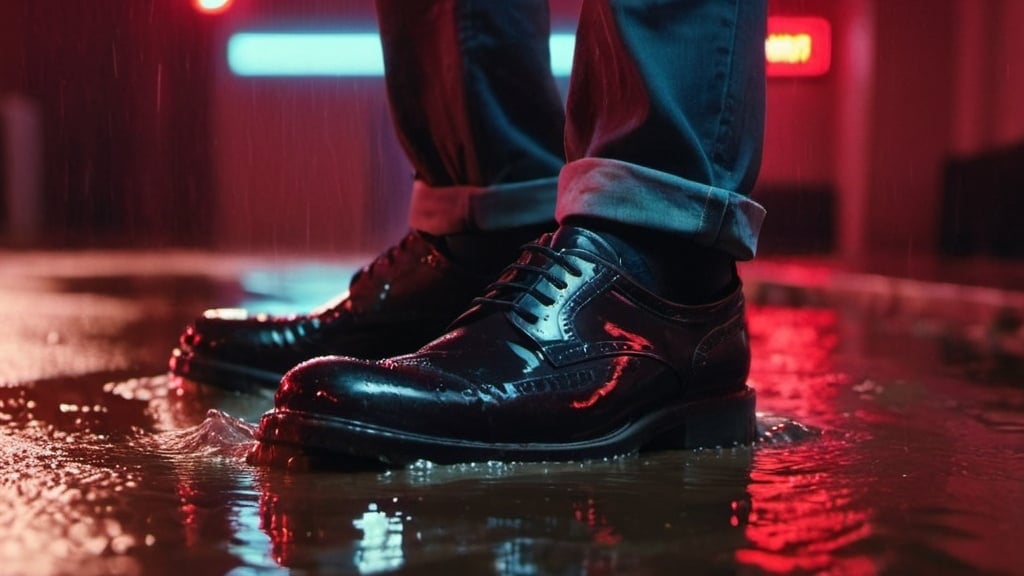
left=1, top=262, right=1023, bottom=574
left=0, top=372, right=823, bottom=576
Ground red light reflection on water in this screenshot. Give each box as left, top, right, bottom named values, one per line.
left=176, top=482, right=202, bottom=548
left=259, top=491, right=296, bottom=566
left=747, top=306, right=851, bottom=423
left=572, top=497, right=623, bottom=546
left=738, top=463, right=876, bottom=574
left=740, top=305, right=878, bottom=573
left=748, top=306, right=839, bottom=375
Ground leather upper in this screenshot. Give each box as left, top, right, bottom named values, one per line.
left=274, top=227, right=751, bottom=444
left=175, top=231, right=493, bottom=375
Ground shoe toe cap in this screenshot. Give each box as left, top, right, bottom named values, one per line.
left=275, top=356, right=440, bottom=422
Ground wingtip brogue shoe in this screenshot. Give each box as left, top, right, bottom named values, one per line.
left=252, top=226, right=756, bottom=464
left=170, top=231, right=495, bottom=391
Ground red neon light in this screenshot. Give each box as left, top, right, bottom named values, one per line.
left=766, top=16, right=832, bottom=78
left=193, top=0, right=233, bottom=15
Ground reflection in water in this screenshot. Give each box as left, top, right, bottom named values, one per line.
left=741, top=305, right=877, bottom=573
left=746, top=306, right=853, bottom=427
left=0, top=423, right=143, bottom=575
left=742, top=441, right=875, bottom=574
left=3, top=289, right=1024, bottom=574
left=0, top=373, right=151, bottom=575
left=493, top=540, right=541, bottom=576
left=0, top=372, right=270, bottom=575
left=352, top=503, right=405, bottom=574
left=254, top=450, right=755, bottom=574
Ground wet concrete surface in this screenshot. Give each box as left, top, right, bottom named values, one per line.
left=1, top=250, right=1023, bottom=575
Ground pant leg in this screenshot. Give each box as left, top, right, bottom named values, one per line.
left=375, top=0, right=565, bottom=233
left=556, top=0, right=767, bottom=260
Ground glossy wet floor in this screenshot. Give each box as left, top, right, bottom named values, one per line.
left=1, top=251, right=1022, bottom=575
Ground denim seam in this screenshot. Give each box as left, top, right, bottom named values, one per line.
left=709, top=0, right=741, bottom=175
left=698, top=185, right=714, bottom=242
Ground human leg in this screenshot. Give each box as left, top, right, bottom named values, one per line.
left=253, top=0, right=767, bottom=464
left=170, top=0, right=565, bottom=391
left=558, top=0, right=766, bottom=264
left=378, top=0, right=565, bottom=235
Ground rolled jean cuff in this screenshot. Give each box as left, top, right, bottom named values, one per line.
left=408, top=177, right=559, bottom=234
left=555, top=158, right=766, bottom=260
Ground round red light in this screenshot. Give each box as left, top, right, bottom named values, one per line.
left=193, top=0, right=233, bottom=14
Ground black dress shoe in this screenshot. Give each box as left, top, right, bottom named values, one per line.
left=252, top=226, right=755, bottom=464
left=169, top=231, right=494, bottom=391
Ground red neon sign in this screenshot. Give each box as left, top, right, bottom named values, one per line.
left=766, top=16, right=832, bottom=78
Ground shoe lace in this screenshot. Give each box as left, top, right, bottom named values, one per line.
left=471, top=241, right=584, bottom=324
left=349, top=232, right=417, bottom=287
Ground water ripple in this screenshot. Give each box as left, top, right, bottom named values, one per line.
left=136, top=409, right=257, bottom=460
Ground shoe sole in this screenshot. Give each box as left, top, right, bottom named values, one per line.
left=170, top=348, right=282, bottom=392
left=253, top=387, right=756, bottom=466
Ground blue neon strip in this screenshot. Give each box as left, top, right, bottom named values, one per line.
left=548, top=34, right=575, bottom=76
left=228, top=32, right=576, bottom=77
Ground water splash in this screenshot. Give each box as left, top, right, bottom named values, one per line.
left=755, top=413, right=822, bottom=446
left=138, top=409, right=257, bottom=460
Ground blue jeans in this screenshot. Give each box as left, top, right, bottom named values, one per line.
left=375, top=0, right=766, bottom=260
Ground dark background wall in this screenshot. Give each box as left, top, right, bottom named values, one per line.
left=2, top=0, right=1024, bottom=258
left=3, top=1, right=217, bottom=246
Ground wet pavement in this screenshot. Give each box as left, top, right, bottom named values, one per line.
left=1, top=250, right=1023, bottom=575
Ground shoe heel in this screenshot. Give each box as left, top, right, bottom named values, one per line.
left=648, top=387, right=757, bottom=450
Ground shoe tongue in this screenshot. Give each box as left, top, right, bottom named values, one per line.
left=548, top=226, right=658, bottom=290
left=548, top=226, right=621, bottom=262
